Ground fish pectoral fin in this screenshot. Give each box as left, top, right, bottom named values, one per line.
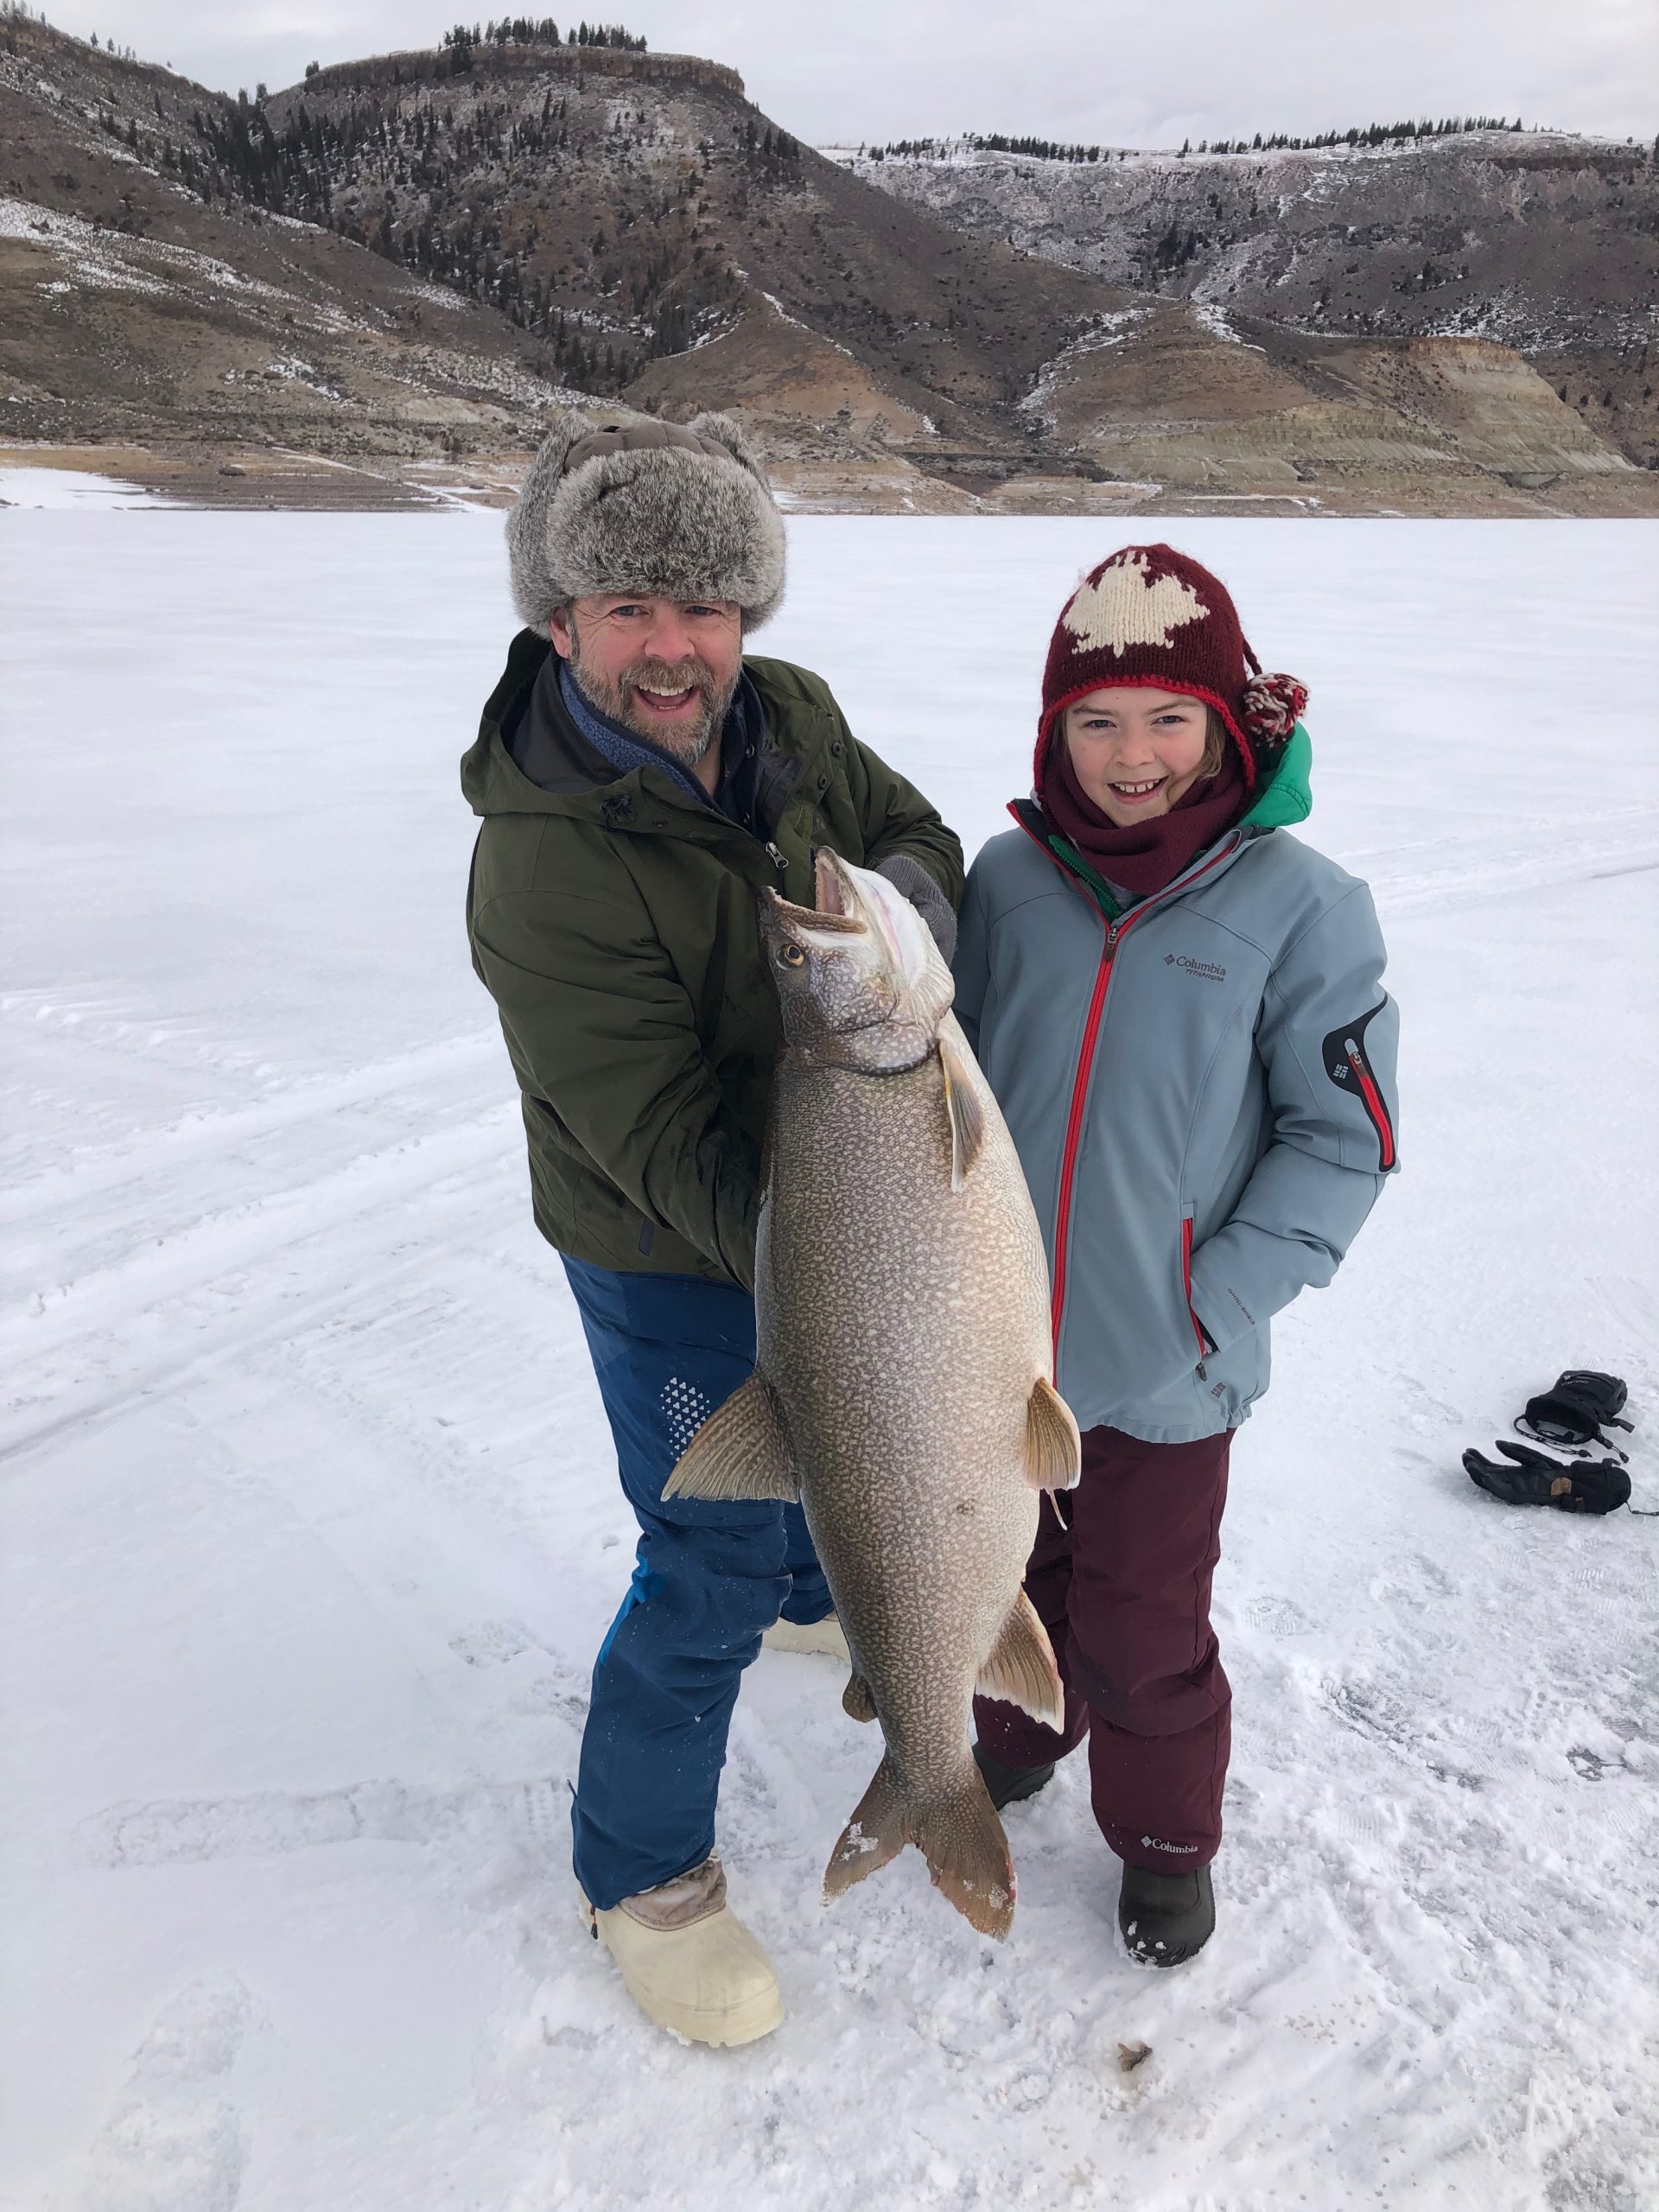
left=976, top=1591, right=1065, bottom=1733
left=938, top=1033, right=985, bottom=1194
left=1023, top=1376, right=1082, bottom=1492
left=661, top=1373, right=800, bottom=1503
left=842, top=1673, right=878, bottom=1724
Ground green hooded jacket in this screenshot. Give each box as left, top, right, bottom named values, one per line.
left=462, top=630, right=963, bottom=1289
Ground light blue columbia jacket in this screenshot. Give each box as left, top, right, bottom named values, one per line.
left=954, top=728, right=1399, bottom=1445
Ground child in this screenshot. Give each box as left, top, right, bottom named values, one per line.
left=954, top=543, right=1399, bottom=1965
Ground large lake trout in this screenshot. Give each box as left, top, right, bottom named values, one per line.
left=665, top=851, right=1079, bottom=1938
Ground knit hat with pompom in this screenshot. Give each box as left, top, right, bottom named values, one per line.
left=1037, top=543, right=1306, bottom=791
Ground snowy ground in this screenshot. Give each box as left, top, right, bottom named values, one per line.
left=0, top=466, right=169, bottom=511
left=3, top=512, right=1657, bottom=2212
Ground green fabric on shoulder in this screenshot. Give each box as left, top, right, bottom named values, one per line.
left=1239, top=723, right=1313, bottom=830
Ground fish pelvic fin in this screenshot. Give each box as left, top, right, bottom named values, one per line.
left=976, top=1590, right=1065, bottom=1733
left=938, top=1033, right=985, bottom=1194
left=842, top=1673, right=878, bottom=1724
left=1023, top=1376, right=1082, bottom=1492
left=823, top=1755, right=1015, bottom=1942
left=661, top=1372, right=800, bottom=1503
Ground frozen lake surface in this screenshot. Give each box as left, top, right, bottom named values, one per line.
left=3, top=511, right=1657, bottom=2211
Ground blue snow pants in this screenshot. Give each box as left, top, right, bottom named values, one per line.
left=561, top=1256, right=831, bottom=1910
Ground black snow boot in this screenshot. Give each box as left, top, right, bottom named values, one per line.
left=972, top=1740, right=1055, bottom=1812
left=1119, top=1861, right=1216, bottom=1967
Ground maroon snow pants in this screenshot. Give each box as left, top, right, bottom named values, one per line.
left=974, top=1422, right=1232, bottom=1872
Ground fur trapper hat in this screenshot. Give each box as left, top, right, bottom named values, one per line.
left=506, top=407, right=786, bottom=632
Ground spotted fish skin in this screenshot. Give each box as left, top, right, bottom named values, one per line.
left=669, top=851, right=1077, bottom=1939
left=760, top=1032, right=1048, bottom=1816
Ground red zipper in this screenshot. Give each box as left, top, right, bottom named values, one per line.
left=1180, top=1214, right=1206, bottom=1353
left=1346, top=1043, right=1396, bottom=1171
left=1048, top=932, right=1116, bottom=1350
left=1010, top=808, right=1238, bottom=1366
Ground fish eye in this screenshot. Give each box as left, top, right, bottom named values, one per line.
left=776, top=943, right=806, bottom=968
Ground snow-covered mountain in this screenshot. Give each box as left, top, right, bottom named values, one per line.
left=3, top=7, right=1653, bottom=514
left=852, top=130, right=1659, bottom=470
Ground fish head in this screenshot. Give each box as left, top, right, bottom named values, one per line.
left=761, top=849, right=955, bottom=1072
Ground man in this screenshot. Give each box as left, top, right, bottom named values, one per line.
left=462, top=410, right=962, bottom=2046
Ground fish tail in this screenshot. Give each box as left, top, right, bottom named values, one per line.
left=823, top=1755, right=908, bottom=1904
left=914, top=1763, right=1016, bottom=1940
left=823, top=1756, right=1016, bottom=1942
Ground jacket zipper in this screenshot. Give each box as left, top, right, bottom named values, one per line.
left=1011, top=810, right=1240, bottom=1370
left=1048, top=924, right=1117, bottom=1354
left=1344, top=1038, right=1396, bottom=1171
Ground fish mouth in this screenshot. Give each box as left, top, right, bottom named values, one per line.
left=813, top=849, right=927, bottom=987
left=815, top=849, right=855, bottom=918
left=764, top=881, right=866, bottom=940
left=761, top=851, right=875, bottom=946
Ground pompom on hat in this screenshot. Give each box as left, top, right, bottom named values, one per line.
left=506, top=406, right=786, bottom=633
left=1036, top=543, right=1307, bottom=790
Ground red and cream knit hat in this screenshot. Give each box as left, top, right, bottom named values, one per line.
left=1036, top=543, right=1307, bottom=791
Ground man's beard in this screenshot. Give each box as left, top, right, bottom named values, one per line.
left=570, top=644, right=738, bottom=766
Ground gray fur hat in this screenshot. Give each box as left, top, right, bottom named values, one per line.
left=506, top=407, right=786, bottom=632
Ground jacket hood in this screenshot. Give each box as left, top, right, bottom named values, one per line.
left=461, top=629, right=573, bottom=819
left=1236, top=722, right=1313, bottom=831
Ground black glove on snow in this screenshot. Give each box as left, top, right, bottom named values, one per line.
left=1516, top=1370, right=1633, bottom=1459
left=1464, top=1440, right=1632, bottom=1516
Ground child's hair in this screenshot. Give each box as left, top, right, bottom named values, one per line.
left=1197, top=706, right=1229, bottom=782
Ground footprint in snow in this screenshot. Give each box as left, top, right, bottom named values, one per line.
left=79, top=1974, right=252, bottom=2212
left=1395, top=1374, right=1465, bottom=1429
left=79, top=1777, right=570, bottom=1866
left=1335, top=1804, right=1392, bottom=1842
left=1320, top=1679, right=1488, bottom=1791
left=449, top=1619, right=538, bottom=1667
left=1245, top=1595, right=1316, bottom=1636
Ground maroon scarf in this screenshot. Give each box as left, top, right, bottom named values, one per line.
left=1039, top=735, right=1249, bottom=901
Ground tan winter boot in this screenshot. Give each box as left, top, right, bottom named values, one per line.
left=577, top=1856, right=783, bottom=2048
left=762, top=1611, right=850, bottom=1662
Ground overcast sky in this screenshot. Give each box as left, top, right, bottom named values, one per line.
left=83, top=0, right=1659, bottom=147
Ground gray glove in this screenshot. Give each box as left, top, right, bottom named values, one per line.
left=874, top=853, right=958, bottom=964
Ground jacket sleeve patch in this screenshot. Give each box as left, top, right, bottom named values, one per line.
left=1321, top=1002, right=1396, bottom=1172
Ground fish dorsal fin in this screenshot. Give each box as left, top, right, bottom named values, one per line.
left=662, top=1373, right=800, bottom=1503
left=938, top=1033, right=985, bottom=1193
left=976, top=1590, right=1065, bottom=1732
left=1023, top=1376, right=1081, bottom=1492
left=842, top=1673, right=878, bottom=1724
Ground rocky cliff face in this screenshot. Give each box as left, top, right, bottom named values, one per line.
left=0, top=13, right=577, bottom=493
left=253, top=37, right=1129, bottom=453
left=850, top=134, right=1659, bottom=468
left=3, top=13, right=1652, bottom=515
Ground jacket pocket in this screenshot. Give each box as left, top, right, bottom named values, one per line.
left=1179, top=1204, right=1208, bottom=1359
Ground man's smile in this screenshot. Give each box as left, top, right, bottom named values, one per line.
left=632, top=680, right=703, bottom=721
